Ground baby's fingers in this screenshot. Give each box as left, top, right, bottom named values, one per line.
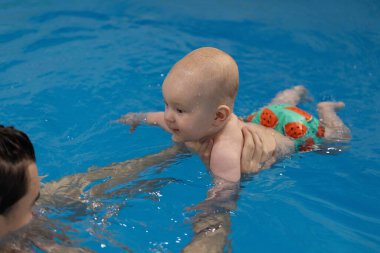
left=119, top=113, right=136, bottom=123
left=115, top=113, right=142, bottom=132
left=129, top=123, right=138, bottom=133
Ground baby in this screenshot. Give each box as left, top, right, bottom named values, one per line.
left=118, top=47, right=350, bottom=182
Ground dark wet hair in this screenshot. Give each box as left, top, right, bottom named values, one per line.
left=0, top=125, right=36, bottom=215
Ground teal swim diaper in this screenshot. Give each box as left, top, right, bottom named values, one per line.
left=244, top=104, right=325, bottom=152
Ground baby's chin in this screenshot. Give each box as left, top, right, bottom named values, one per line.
left=171, top=133, right=194, bottom=143
left=172, top=134, right=185, bottom=143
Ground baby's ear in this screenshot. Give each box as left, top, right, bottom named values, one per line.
left=213, top=105, right=231, bottom=125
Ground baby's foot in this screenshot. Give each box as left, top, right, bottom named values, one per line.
left=293, top=85, right=307, bottom=94
left=317, top=101, right=345, bottom=112
left=318, top=101, right=351, bottom=140
left=293, top=85, right=312, bottom=102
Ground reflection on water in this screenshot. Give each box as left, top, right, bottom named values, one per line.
left=0, top=145, right=191, bottom=252
left=0, top=143, right=241, bottom=252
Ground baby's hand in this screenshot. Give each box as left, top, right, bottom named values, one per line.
left=115, top=113, right=147, bottom=132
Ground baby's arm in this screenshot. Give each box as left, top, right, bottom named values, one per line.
left=210, top=138, right=242, bottom=182
left=117, top=112, right=172, bottom=133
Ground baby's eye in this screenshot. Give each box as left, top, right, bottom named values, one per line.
left=176, top=108, right=184, bottom=113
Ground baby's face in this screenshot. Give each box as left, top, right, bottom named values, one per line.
left=162, top=76, right=218, bottom=143
left=1, top=163, right=40, bottom=235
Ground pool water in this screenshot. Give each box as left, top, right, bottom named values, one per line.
left=1, top=0, right=379, bottom=252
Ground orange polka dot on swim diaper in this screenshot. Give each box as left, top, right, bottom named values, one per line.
left=284, top=122, right=307, bottom=139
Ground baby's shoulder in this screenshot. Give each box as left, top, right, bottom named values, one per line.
left=214, top=119, right=243, bottom=151
left=219, top=115, right=244, bottom=140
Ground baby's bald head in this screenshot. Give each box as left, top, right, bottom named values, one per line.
left=164, top=47, right=239, bottom=108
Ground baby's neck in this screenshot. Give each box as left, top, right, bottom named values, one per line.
left=201, top=112, right=238, bottom=142
left=184, top=113, right=238, bottom=152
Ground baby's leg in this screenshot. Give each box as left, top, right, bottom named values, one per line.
left=269, top=85, right=309, bottom=106
left=317, top=102, right=351, bottom=140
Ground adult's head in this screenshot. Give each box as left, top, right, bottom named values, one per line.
left=0, top=125, right=40, bottom=237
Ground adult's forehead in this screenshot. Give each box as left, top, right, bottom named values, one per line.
left=27, top=163, right=40, bottom=189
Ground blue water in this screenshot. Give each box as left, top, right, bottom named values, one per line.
left=1, top=0, right=380, bottom=252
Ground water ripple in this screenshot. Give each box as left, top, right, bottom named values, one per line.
left=31, top=10, right=110, bottom=23
left=277, top=192, right=380, bottom=251
left=0, top=29, right=36, bottom=43
left=24, top=35, right=97, bottom=52
left=0, top=59, right=25, bottom=73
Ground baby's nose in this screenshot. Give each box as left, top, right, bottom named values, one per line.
left=164, top=109, right=175, bottom=123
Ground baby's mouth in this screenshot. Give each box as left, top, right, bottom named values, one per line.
left=170, top=127, right=179, bottom=132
